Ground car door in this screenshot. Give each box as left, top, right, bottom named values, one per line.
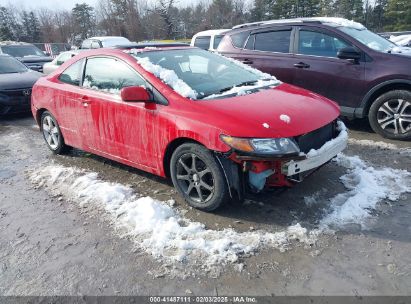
left=238, top=27, right=296, bottom=84
left=292, top=27, right=367, bottom=109
left=54, top=58, right=86, bottom=148
left=79, top=56, right=159, bottom=170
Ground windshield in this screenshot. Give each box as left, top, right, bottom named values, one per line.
left=339, top=27, right=396, bottom=52
left=0, top=56, right=28, bottom=74
left=132, top=48, right=278, bottom=99
left=1, top=45, right=45, bottom=57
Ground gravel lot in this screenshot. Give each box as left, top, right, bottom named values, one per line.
left=0, top=114, right=410, bottom=296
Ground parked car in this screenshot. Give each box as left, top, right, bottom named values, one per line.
left=191, top=29, right=229, bottom=51
left=0, top=54, right=42, bottom=115
left=80, top=36, right=131, bottom=49
left=43, top=51, right=80, bottom=75
left=31, top=47, right=347, bottom=211
left=217, top=17, right=411, bottom=140
left=33, top=43, right=72, bottom=58
left=0, top=41, right=52, bottom=72
left=390, top=34, right=411, bottom=47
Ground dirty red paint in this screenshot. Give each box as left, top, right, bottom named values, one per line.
left=31, top=47, right=340, bottom=185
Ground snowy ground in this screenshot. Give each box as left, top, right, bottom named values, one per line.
left=0, top=115, right=410, bottom=295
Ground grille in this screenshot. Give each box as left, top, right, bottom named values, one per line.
left=1, top=88, right=31, bottom=97
left=296, top=121, right=336, bottom=154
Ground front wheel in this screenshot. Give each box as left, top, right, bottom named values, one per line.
left=170, top=143, right=229, bottom=211
left=369, top=90, right=411, bottom=140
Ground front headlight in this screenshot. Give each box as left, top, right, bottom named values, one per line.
left=220, top=135, right=300, bottom=155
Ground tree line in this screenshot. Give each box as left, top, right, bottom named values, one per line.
left=0, top=0, right=410, bottom=45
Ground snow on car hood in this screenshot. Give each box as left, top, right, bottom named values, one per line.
left=194, top=83, right=341, bottom=138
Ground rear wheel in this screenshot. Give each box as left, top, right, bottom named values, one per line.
left=170, top=143, right=229, bottom=211
left=369, top=90, right=411, bottom=140
left=41, top=111, right=69, bottom=154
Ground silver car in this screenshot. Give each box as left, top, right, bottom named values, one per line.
left=42, top=51, right=79, bottom=75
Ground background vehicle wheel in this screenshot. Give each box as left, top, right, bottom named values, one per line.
left=170, top=143, right=229, bottom=211
left=40, top=111, right=69, bottom=154
left=369, top=90, right=411, bottom=140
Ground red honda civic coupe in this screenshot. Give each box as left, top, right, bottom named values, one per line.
left=31, top=46, right=347, bottom=211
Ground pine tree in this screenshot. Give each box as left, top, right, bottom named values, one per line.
left=384, top=0, right=411, bottom=31
left=72, top=3, right=95, bottom=41
left=29, top=12, right=41, bottom=42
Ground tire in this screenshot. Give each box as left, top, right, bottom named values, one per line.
left=369, top=90, right=411, bottom=140
left=170, top=143, right=229, bottom=211
left=40, top=111, right=69, bottom=154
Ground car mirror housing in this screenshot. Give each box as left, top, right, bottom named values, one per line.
left=120, top=86, right=151, bottom=102
left=337, top=47, right=361, bottom=61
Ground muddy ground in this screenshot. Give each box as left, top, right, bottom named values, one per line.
left=0, top=114, right=410, bottom=296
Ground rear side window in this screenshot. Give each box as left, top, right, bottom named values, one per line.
left=81, top=40, right=91, bottom=49
left=59, top=59, right=84, bottom=86
left=213, top=35, right=224, bottom=49
left=83, top=57, right=145, bottom=94
left=298, top=30, right=351, bottom=58
left=254, top=30, right=291, bottom=53
left=91, top=41, right=100, bottom=49
left=230, top=31, right=250, bottom=48
left=194, top=36, right=211, bottom=50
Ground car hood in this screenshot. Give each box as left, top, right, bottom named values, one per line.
left=388, top=46, right=411, bottom=56
left=18, top=56, right=53, bottom=63
left=194, top=83, right=340, bottom=138
left=0, top=70, right=43, bottom=90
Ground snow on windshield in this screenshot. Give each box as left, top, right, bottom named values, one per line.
left=135, top=56, right=198, bottom=99
left=132, top=49, right=281, bottom=100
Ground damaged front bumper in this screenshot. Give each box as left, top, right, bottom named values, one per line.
left=282, top=126, right=348, bottom=176
left=219, top=121, right=348, bottom=194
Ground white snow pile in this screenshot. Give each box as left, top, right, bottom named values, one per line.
left=306, top=120, right=348, bottom=158
left=30, top=165, right=317, bottom=267
left=319, top=153, right=410, bottom=229
left=135, top=57, right=198, bottom=99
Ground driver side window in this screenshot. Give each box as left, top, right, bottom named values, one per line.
left=298, top=30, right=351, bottom=58
left=83, top=57, right=146, bottom=94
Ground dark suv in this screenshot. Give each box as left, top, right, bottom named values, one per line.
left=217, top=17, right=411, bottom=140
left=0, top=41, right=52, bottom=72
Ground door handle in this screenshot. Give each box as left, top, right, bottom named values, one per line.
left=294, top=62, right=310, bottom=68
left=242, top=59, right=253, bottom=64
left=81, top=96, right=91, bottom=107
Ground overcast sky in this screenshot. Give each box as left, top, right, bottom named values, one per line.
left=0, top=0, right=206, bottom=10
left=0, top=0, right=98, bottom=10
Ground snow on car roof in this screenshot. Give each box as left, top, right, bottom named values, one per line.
left=233, top=17, right=365, bottom=30
left=192, top=29, right=230, bottom=37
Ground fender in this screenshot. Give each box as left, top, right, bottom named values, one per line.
left=356, top=79, right=411, bottom=118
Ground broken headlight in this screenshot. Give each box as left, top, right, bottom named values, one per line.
left=220, top=135, right=300, bottom=155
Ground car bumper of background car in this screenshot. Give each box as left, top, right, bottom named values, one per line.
left=226, top=121, right=348, bottom=191
left=0, top=93, right=32, bottom=115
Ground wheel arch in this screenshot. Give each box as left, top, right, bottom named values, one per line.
left=360, top=79, right=411, bottom=117
left=36, top=108, right=49, bottom=129
left=162, top=137, right=204, bottom=178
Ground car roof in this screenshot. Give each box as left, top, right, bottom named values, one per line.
left=86, top=36, right=130, bottom=41
left=192, top=29, right=230, bottom=36
left=112, top=42, right=190, bottom=49
left=232, top=17, right=366, bottom=31
left=0, top=41, right=33, bottom=46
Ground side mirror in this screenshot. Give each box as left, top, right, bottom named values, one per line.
left=44, top=51, right=51, bottom=56
left=337, top=47, right=361, bottom=61
left=121, top=86, right=151, bottom=102
left=56, top=60, right=64, bottom=66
